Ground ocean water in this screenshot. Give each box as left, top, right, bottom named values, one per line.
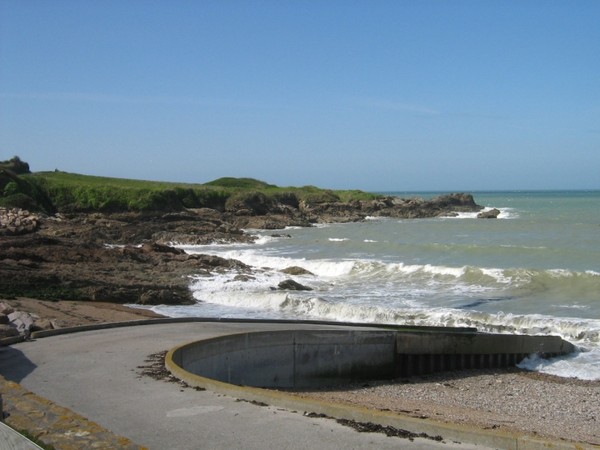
left=146, top=191, right=600, bottom=380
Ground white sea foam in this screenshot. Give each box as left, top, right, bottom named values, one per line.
left=450, top=211, right=481, bottom=219
left=164, top=200, right=600, bottom=381
left=145, top=258, right=600, bottom=380
left=252, top=234, right=279, bottom=245
left=517, top=351, right=600, bottom=381
left=448, top=207, right=517, bottom=219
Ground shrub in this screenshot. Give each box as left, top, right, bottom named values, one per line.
left=300, top=190, right=340, bottom=205
left=204, top=177, right=275, bottom=189
left=0, top=155, right=30, bottom=174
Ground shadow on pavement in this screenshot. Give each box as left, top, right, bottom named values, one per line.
left=0, top=345, right=37, bottom=383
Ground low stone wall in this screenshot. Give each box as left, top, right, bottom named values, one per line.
left=0, top=375, right=145, bottom=449
left=0, top=208, right=39, bottom=235
left=169, top=328, right=577, bottom=388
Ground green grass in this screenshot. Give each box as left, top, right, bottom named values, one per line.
left=12, top=170, right=382, bottom=213
left=24, top=171, right=231, bottom=212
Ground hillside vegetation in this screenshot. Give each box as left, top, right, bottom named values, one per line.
left=1, top=158, right=381, bottom=214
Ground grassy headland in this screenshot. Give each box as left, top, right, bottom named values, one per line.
left=1, top=161, right=381, bottom=215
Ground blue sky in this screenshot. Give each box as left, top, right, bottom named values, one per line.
left=1, top=1, right=599, bottom=191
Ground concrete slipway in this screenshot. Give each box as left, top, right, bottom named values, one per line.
left=0, top=319, right=590, bottom=450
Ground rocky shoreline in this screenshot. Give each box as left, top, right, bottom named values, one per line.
left=2, top=192, right=598, bottom=447
left=0, top=193, right=483, bottom=339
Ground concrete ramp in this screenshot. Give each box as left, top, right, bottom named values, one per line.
left=168, top=328, right=576, bottom=388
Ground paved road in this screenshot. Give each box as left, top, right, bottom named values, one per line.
left=0, top=322, right=488, bottom=450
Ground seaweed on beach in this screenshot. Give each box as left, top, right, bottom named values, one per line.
left=136, top=350, right=205, bottom=391
left=335, top=418, right=443, bottom=442
left=303, top=412, right=444, bottom=442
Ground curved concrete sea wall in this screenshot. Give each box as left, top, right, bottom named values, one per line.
left=169, top=328, right=576, bottom=388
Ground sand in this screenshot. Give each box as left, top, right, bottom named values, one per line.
left=1, top=297, right=164, bottom=329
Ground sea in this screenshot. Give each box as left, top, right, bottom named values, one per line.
left=142, top=191, right=600, bottom=381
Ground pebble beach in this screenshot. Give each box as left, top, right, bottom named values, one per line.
left=289, top=368, right=600, bottom=446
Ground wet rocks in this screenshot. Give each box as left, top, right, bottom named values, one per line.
left=281, top=266, right=314, bottom=276
left=477, top=208, right=501, bottom=219
left=277, top=279, right=313, bottom=291
left=0, top=192, right=484, bottom=310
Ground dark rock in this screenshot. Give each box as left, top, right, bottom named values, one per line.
left=0, top=191, right=485, bottom=308
left=0, top=324, right=19, bottom=338
left=139, top=289, right=191, bottom=305
left=281, top=266, right=314, bottom=276
left=193, top=254, right=250, bottom=271
left=477, top=208, right=501, bottom=219
left=231, top=274, right=255, bottom=282
left=225, top=191, right=274, bottom=215
left=140, top=242, right=185, bottom=255
left=277, top=279, right=313, bottom=291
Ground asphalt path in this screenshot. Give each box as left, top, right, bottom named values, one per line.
left=0, top=322, right=488, bottom=450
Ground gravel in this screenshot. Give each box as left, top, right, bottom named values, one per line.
left=288, top=368, right=600, bottom=445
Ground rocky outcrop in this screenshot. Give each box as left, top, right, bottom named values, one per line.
left=366, top=193, right=482, bottom=219
left=0, top=192, right=484, bottom=307
left=0, top=231, right=251, bottom=305
left=221, top=193, right=483, bottom=228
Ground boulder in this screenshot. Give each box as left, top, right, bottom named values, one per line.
left=0, top=302, right=14, bottom=315
left=0, top=324, right=19, bottom=338
left=280, top=266, right=314, bottom=276
left=31, top=318, right=56, bottom=332
left=7, top=311, right=35, bottom=334
left=277, top=279, right=313, bottom=291
left=139, top=289, right=192, bottom=305
left=477, top=208, right=501, bottom=219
